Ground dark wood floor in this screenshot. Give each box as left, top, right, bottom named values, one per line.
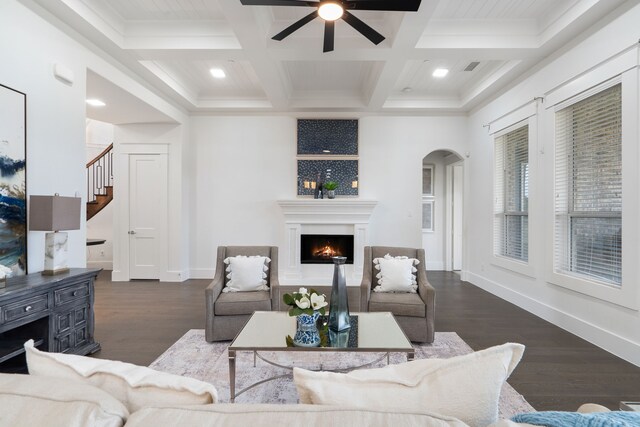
left=93, top=270, right=640, bottom=411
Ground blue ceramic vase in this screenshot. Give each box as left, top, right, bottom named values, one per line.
left=293, top=311, right=321, bottom=347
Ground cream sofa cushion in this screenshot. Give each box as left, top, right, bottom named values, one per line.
left=0, top=373, right=128, bottom=427
left=24, top=340, right=218, bottom=413
left=126, top=404, right=470, bottom=427
left=294, top=343, right=525, bottom=427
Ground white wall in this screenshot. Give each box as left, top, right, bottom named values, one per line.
left=466, top=2, right=640, bottom=366
left=189, top=115, right=468, bottom=278
left=0, top=0, right=187, bottom=275
left=86, top=119, right=113, bottom=269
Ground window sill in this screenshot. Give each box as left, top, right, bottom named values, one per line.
left=546, top=270, right=638, bottom=311
left=492, top=255, right=535, bottom=279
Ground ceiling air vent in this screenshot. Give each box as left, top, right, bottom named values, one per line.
left=464, top=61, right=480, bottom=72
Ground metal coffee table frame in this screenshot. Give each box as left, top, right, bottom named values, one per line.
left=228, top=311, right=415, bottom=403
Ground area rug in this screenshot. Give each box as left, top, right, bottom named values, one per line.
left=150, top=330, right=534, bottom=418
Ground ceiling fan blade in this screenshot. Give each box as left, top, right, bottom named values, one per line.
left=272, top=11, right=319, bottom=41
left=323, top=20, right=335, bottom=52
left=346, top=0, right=421, bottom=11
left=341, top=10, right=385, bottom=45
left=240, top=0, right=318, bottom=6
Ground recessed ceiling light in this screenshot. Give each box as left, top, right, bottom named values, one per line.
left=86, top=99, right=106, bottom=107
left=432, top=68, right=449, bottom=78
left=210, top=68, right=226, bottom=79
left=318, top=2, right=344, bottom=21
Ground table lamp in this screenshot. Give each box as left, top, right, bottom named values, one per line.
left=29, top=194, right=81, bottom=275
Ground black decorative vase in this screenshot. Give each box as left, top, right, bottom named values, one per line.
left=328, top=256, right=351, bottom=332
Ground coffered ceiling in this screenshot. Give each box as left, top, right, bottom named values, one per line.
left=27, top=0, right=628, bottom=114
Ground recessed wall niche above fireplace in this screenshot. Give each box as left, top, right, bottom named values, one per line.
left=301, top=234, right=354, bottom=264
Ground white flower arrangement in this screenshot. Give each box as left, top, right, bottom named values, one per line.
left=282, top=287, right=328, bottom=316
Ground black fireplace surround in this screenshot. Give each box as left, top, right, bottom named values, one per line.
left=300, top=234, right=354, bottom=264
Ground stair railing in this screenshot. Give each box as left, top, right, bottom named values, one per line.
left=87, top=143, right=113, bottom=204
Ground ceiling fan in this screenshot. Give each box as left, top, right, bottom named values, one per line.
left=239, top=0, right=422, bottom=52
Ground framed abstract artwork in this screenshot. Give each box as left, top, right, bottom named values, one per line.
left=422, top=199, right=434, bottom=232
left=0, top=84, right=27, bottom=275
left=422, top=164, right=434, bottom=197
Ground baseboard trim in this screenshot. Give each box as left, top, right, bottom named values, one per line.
left=467, top=271, right=640, bottom=367
left=87, top=260, right=113, bottom=270
left=426, top=261, right=445, bottom=271
left=189, top=268, right=215, bottom=279
left=161, top=270, right=189, bottom=282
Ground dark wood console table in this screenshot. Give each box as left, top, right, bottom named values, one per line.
left=0, top=268, right=101, bottom=372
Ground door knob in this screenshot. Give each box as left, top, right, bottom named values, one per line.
left=128, top=230, right=136, bottom=235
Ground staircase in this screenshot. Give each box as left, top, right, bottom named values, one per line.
left=87, top=143, right=113, bottom=220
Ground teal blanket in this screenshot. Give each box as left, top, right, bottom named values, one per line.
left=512, top=411, right=640, bottom=427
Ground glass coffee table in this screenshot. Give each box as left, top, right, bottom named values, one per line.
left=228, top=311, right=414, bottom=402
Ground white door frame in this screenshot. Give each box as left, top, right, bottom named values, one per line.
left=112, top=143, right=169, bottom=282
left=445, top=161, right=464, bottom=271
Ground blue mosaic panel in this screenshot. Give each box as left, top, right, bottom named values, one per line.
left=297, top=160, right=359, bottom=196
left=297, top=119, right=358, bottom=155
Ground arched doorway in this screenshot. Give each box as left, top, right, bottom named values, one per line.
left=421, top=150, right=464, bottom=271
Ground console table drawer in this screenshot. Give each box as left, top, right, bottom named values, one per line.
left=54, top=282, right=90, bottom=306
left=2, top=295, right=48, bottom=323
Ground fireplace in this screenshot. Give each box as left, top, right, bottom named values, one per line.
left=301, top=234, right=354, bottom=264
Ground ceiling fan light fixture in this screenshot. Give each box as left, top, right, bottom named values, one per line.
left=318, top=2, right=344, bottom=21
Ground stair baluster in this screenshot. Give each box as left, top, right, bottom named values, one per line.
left=86, top=143, right=114, bottom=220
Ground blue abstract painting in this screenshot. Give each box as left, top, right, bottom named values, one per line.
left=0, top=84, right=27, bottom=275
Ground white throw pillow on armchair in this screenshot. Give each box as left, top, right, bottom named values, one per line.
left=294, top=342, right=525, bottom=427
left=373, top=254, right=419, bottom=293
left=223, top=255, right=270, bottom=292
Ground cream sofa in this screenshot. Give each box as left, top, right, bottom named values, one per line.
left=2, top=340, right=542, bottom=427
left=0, top=373, right=473, bottom=427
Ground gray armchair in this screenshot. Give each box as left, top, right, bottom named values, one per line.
left=360, top=246, right=435, bottom=343
left=205, top=246, right=280, bottom=342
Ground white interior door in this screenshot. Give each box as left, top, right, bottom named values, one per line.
left=452, top=164, right=464, bottom=270
left=129, top=154, right=163, bottom=279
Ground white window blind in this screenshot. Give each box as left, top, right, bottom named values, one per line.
left=494, top=124, right=529, bottom=261
left=554, top=83, right=622, bottom=286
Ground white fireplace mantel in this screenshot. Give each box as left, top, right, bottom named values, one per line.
left=277, top=199, right=377, bottom=285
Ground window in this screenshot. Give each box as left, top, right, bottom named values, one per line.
left=494, top=124, right=529, bottom=262
left=554, top=83, right=622, bottom=286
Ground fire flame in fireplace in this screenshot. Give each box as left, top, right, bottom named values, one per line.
left=313, top=243, right=340, bottom=258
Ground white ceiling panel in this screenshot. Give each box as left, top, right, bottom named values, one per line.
left=284, top=61, right=379, bottom=94
left=105, top=0, right=225, bottom=20
left=154, top=59, right=266, bottom=99
left=393, top=59, right=503, bottom=97
left=431, top=0, right=576, bottom=20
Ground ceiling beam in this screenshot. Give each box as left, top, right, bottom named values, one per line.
left=365, top=1, right=439, bottom=111
left=217, top=0, right=292, bottom=110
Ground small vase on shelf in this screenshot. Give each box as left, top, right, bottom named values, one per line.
left=293, top=311, right=321, bottom=347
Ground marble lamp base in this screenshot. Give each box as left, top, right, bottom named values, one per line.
left=43, top=231, right=69, bottom=275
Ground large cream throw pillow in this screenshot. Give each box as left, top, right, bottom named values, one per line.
left=294, top=343, right=525, bottom=427
left=24, top=340, right=218, bottom=413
